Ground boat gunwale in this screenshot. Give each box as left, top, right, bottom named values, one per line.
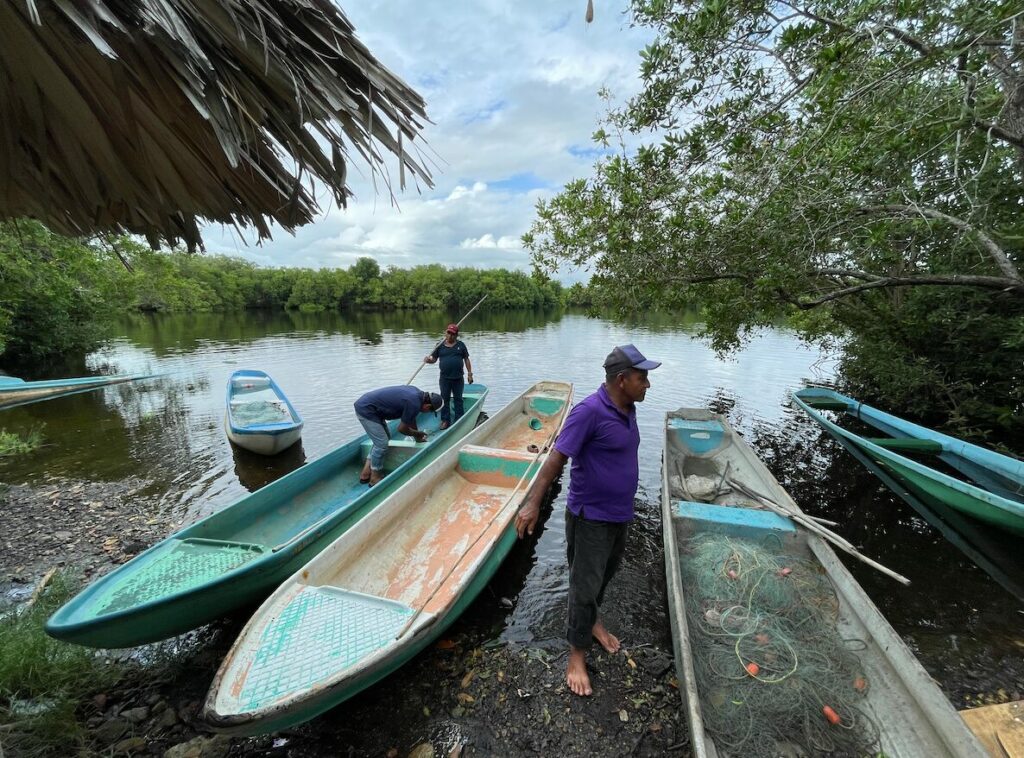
left=202, top=380, right=573, bottom=732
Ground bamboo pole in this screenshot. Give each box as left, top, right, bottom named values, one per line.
left=405, top=294, right=488, bottom=386
left=726, top=477, right=912, bottom=586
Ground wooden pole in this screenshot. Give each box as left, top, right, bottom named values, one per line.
left=726, top=476, right=912, bottom=586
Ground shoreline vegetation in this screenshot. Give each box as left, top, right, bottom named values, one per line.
left=0, top=220, right=592, bottom=366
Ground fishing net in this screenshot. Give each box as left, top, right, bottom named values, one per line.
left=231, top=400, right=291, bottom=427
left=680, top=533, right=881, bottom=757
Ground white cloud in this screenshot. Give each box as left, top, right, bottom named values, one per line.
left=460, top=234, right=521, bottom=250
left=203, top=2, right=655, bottom=282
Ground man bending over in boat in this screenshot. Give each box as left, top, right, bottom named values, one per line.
left=514, top=344, right=660, bottom=696
left=354, top=386, right=444, bottom=486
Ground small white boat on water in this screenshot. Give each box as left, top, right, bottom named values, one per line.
left=225, top=370, right=303, bottom=456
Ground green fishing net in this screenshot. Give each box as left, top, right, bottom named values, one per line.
left=680, top=534, right=880, bottom=757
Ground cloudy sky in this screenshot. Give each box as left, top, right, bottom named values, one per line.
left=204, top=1, right=655, bottom=282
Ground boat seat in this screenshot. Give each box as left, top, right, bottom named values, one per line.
left=234, top=585, right=414, bottom=711
left=866, top=437, right=943, bottom=454
left=358, top=437, right=421, bottom=468
left=457, top=444, right=538, bottom=486
left=673, top=501, right=801, bottom=546
left=91, top=538, right=266, bottom=617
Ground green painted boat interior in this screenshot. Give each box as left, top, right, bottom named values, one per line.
left=866, top=437, right=943, bottom=454
left=91, top=539, right=267, bottom=617
left=525, top=394, right=565, bottom=416
left=237, top=586, right=414, bottom=711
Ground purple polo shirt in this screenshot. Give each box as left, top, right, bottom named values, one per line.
left=554, top=385, right=640, bottom=522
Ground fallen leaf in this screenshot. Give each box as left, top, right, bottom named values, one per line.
left=627, top=657, right=637, bottom=669
left=618, top=709, right=629, bottom=722
left=435, top=639, right=456, bottom=650
left=456, top=693, right=474, bottom=705
left=461, top=670, right=476, bottom=688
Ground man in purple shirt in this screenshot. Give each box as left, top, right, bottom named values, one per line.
left=515, top=344, right=660, bottom=696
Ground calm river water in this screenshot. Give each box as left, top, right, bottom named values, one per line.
left=1, top=309, right=1020, bottom=705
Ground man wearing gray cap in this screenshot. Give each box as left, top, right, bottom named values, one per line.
left=515, top=344, right=660, bottom=696
left=354, top=386, right=444, bottom=486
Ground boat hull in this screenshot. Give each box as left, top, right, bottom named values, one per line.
left=662, top=409, right=985, bottom=757
left=203, top=381, right=573, bottom=735
left=0, top=374, right=156, bottom=410
left=793, top=388, right=1024, bottom=535
left=45, top=385, right=488, bottom=648
left=226, top=422, right=302, bottom=455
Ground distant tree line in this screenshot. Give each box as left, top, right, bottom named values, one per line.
left=0, top=221, right=567, bottom=362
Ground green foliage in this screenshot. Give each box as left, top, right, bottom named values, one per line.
left=0, top=427, right=44, bottom=457
left=0, top=221, right=122, bottom=360
left=0, top=223, right=567, bottom=364
left=0, top=571, right=125, bottom=755
left=524, top=0, right=1024, bottom=435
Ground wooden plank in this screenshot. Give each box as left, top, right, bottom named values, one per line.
left=960, top=700, right=1024, bottom=757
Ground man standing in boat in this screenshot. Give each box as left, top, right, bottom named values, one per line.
left=354, top=386, right=444, bottom=486
left=422, top=323, right=474, bottom=430
left=515, top=344, right=660, bottom=696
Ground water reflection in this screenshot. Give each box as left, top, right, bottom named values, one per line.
left=231, top=441, right=307, bottom=493
left=0, top=309, right=1018, bottom=702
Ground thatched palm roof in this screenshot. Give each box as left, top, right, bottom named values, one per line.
left=0, top=0, right=432, bottom=249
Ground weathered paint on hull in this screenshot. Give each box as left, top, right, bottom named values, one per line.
left=211, top=525, right=521, bottom=736
left=203, top=381, right=572, bottom=735
left=45, top=388, right=487, bottom=648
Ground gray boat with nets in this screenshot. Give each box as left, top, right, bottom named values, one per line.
left=661, top=408, right=985, bottom=758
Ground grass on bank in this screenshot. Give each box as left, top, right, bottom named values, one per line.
left=0, top=427, right=44, bottom=457
left=0, top=570, right=125, bottom=755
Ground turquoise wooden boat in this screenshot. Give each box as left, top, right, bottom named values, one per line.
left=45, top=384, right=488, bottom=648
left=202, top=381, right=572, bottom=736
left=225, top=370, right=303, bottom=455
left=662, top=409, right=985, bottom=757
left=792, top=387, right=1024, bottom=535
left=0, top=373, right=159, bottom=410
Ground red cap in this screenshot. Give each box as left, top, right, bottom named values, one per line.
left=446, top=323, right=459, bottom=334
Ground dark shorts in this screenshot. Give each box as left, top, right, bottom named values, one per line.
left=565, top=508, right=629, bottom=649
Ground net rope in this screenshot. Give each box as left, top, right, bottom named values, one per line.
left=680, top=533, right=881, bottom=757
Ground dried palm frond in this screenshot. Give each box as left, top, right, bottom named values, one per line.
left=0, top=0, right=433, bottom=250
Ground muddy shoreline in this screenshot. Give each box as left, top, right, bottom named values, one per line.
left=0, top=477, right=687, bottom=757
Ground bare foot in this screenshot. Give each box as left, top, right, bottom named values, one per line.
left=592, top=620, right=620, bottom=654
left=566, top=647, right=592, bottom=696
left=359, top=460, right=372, bottom=483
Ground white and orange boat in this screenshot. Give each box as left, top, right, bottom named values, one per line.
left=203, top=380, right=572, bottom=735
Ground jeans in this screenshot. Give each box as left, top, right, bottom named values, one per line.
left=439, top=376, right=464, bottom=424
left=565, top=508, right=629, bottom=649
left=356, top=414, right=390, bottom=472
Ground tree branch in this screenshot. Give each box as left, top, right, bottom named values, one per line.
left=798, top=274, right=1024, bottom=308
left=858, top=204, right=1022, bottom=282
